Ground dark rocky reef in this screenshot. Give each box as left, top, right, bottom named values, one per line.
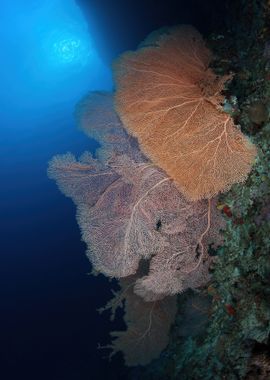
left=132, top=1, right=270, bottom=379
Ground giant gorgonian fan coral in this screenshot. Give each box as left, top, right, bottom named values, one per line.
left=48, top=92, right=224, bottom=299
left=114, top=25, right=257, bottom=200
left=48, top=91, right=225, bottom=365
left=48, top=93, right=222, bottom=365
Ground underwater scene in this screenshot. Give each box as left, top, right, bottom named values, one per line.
left=1, top=0, right=270, bottom=379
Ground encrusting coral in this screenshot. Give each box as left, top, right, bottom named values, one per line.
left=114, top=25, right=257, bottom=200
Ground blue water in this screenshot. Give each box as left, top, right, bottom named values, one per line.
left=0, top=1, right=127, bottom=379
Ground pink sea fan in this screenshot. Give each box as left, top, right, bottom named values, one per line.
left=134, top=198, right=224, bottom=301
left=75, top=91, right=145, bottom=163
left=48, top=93, right=225, bottom=297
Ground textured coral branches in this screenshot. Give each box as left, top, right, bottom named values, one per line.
left=114, top=25, right=257, bottom=200
left=48, top=92, right=223, bottom=301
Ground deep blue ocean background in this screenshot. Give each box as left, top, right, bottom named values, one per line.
left=0, top=1, right=128, bottom=379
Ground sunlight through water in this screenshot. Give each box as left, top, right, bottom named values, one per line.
left=2, top=0, right=112, bottom=108
left=44, top=27, right=93, bottom=69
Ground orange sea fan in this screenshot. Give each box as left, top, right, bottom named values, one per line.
left=114, top=25, right=257, bottom=200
